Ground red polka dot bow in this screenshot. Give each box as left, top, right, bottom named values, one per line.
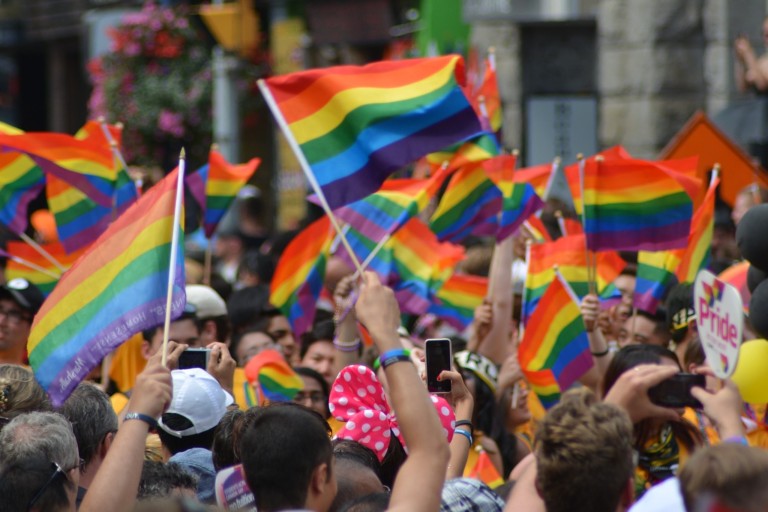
left=329, top=365, right=455, bottom=461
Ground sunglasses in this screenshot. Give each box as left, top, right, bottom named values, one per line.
left=28, top=462, right=66, bottom=510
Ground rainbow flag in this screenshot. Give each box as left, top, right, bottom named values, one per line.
left=676, top=177, right=719, bottom=284
left=523, top=234, right=626, bottom=324
left=336, top=225, right=394, bottom=280
left=0, top=132, right=116, bottom=207
left=424, top=131, right=500, bottom=172
left=28, top=169, right=186, bottom=406
left=564, top=146, right=633, bottom=215
left=389, top=218, right=465, bottom=315
left=582, top=158, right=693, bottom=252
left=484, top=156, right=545, bottom=241
left=476, top=52, right=502, bottom=136
left=635, top=250, right=682, bottom=314
left=429, top=164, right=501, bottom=242
left=515, top=162, right=553, bottom=198
left=203, top=149, right=261, bottom=237
left=518, top=272, right=593, bottom=408
left=718, top=262, right=750, bottom=314
left=244, top=349, right=303, bottom=405
left=4, top=241, right=83, bottom=296
left=261, top=55, right=484, bottom=209
left=0, top=152, right=45, bottom=234
left=466, top=449, right=504, bottom=489
left=428, top=273, right=488, bottom=330
left=335, top=163, right=451, bottom=242
left=270, top=216, right=334, bottom=335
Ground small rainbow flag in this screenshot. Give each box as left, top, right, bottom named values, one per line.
left=429, top=163, right=501, bottom=242
left=523, top=234, right=626, bottom=324
left=483, top=156, right=544, bottom=241
left=582, top=158, right=693, bottom=252
left=390, top=218, right=465, bottom=315
left=4, top=241, right=83, bottom=295
left=270, top=216, right=334, bottom=336
left=564, top=146, right=633, bottom=215
left=515, top=162, right=552, bottom=198
left=518, top=271, right=593, bottom=408
left=335, top=163, right=451, bottom=242
left=0, top=131, right=116, bottom=207
left=424, top=131, right=500, bottom=172
left=203, top=149, right=261, bottom=238
left=28, top=169, right=186, bottom=406
left=466, top=449, right=504, bottom=489
left=676, top=177, right=719, bottom=284
left=261, top=55, right=484, bottom=209
left=244, top=349, right=303, bottom=405
left=523, top=215, right=553, bottom=242
left=634, top=250, right=682, bottom=314
left=428, top=273, right=488, bottom=330
left=718, top=261, right=750, bottom=314
left=476, top=52, right=502, bottom=137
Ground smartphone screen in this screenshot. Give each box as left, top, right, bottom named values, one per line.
left=648, top=373, right=705, bottom=409
left=178, top=348, right=211, bottom=370
left=426, top=338, right=452, bottom=393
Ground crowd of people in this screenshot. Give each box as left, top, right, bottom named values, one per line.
left=0, top=180, right=767, bottom=512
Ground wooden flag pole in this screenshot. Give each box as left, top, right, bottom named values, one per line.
left=257, top=79, right=364, bottom=275
left=16, top=232, right=66, bottom=273
left=578, top=154, right=598, bottom=295
left=203, top=244, right=213, bottom=286
left=161, top=149, right=186, bottom=367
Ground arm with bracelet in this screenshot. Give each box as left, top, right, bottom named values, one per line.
left=355, top=272, right=450, bottom=512
left=332, top=274, right=362, bottom=374
left=579, top=294, right=613, bottom=392
left=439, top=370, right=475, bottom=479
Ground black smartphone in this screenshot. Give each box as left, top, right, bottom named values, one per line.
left=426, top=338, right=452, bottom=394
left=178, top=348, right=211, bottom=370
left=648, top=373, right=705, bottom=409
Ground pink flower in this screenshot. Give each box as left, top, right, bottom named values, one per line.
left=158, top=109, right=184, bottom=138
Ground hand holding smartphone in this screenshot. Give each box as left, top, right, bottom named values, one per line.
left=178, top=348, right=211, bottom=370
left=426, top=338, right=452, bottom=394
left=648, top=373, right=705, bottom=409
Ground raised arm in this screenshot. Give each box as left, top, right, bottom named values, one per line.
left=478, top=236, right=515, bottom=364
left=356, top=272, right=450, bottom=512
left=333, top=274, right=362, bottom=374
left=79, top=343, right=181, bottom=512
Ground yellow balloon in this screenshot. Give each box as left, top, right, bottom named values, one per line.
left=732, top=339, right=768, bottom=403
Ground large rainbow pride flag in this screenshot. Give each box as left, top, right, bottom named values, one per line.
left=261, top=55, right=484, bottom=209
left=28, top=169, right=186, bottom=406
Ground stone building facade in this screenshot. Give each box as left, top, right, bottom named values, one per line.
left=467, top=0, right=768, bottom=162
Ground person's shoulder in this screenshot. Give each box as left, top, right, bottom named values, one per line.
left=629, top=477, right=684, bottom=512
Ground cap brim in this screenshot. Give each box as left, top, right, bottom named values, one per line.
left=0, top=288, right=32, bottom=311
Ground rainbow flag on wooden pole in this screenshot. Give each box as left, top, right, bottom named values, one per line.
left=258, top=56, right=484, bottom=272
left=518, top=269, right=593, bottom=408
left=28, top=161, right=187, bottom=406
left=676, top=170, right=720, bottom=284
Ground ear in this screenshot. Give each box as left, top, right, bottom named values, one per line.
left=618, top=477, right=634, bottom=510
left=688, top=363, right=698, bottom=373
left=100, top=431, right=115, bottom=459
left=310, top=462, right=330, bottom=495
left=140, top=340, right=152, bottom=361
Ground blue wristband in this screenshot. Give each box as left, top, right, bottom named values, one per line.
left=454, top=428, right=473, bottom=446
left=124, top=412, right=158, bottom=429
left=374, top=349, right=411, bottom=371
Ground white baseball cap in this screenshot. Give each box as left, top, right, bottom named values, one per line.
left=158, top=368, right=234, bottom=437
left=185, top=285, right=227, bottom=318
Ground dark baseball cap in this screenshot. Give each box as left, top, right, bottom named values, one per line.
left=0, top=278, right=45, bottom=315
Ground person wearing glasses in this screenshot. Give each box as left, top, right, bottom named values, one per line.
left=0, top=411, right=81, bottom=511
left=0, top=277, right=45, bottom=365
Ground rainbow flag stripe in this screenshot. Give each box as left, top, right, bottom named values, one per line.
left=515, top=163, right=552, bottom=198
left=335, top=164, right=450, bottom=242
left=28, top=169, right=186, bottom=406
left=270, top=216, right=334, bottom=335
left=429, top=164, right=501, bottom=242
left=46, top=175, right=112, bottom=254
left=676, top=177, right=719, bottom=284
left=424, top=131, right=500, bottom=172
left=582, top=159, right=693, bottom=252
left=263, top=55, right=483, bottom=209
left=428, top=273, right=488, bottom=330
left=635, top=250, right=682, bottom=314
left=203, top=150, right=261, bottom=238
left=0, top=152, right=45, bottom=234
left=565, top=146, right=633, bottom=215
left=523, top=215, right=553, bottom=242
left=477, top=53, right=502, bottom=135
left=518, top=272, right=593, bottom=408
left=523, top=234, right=626, bottom=324
left=4, top=241, right=83, bottom=296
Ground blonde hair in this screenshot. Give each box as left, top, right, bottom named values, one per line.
left=0, top=365, right=50, bottom=425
